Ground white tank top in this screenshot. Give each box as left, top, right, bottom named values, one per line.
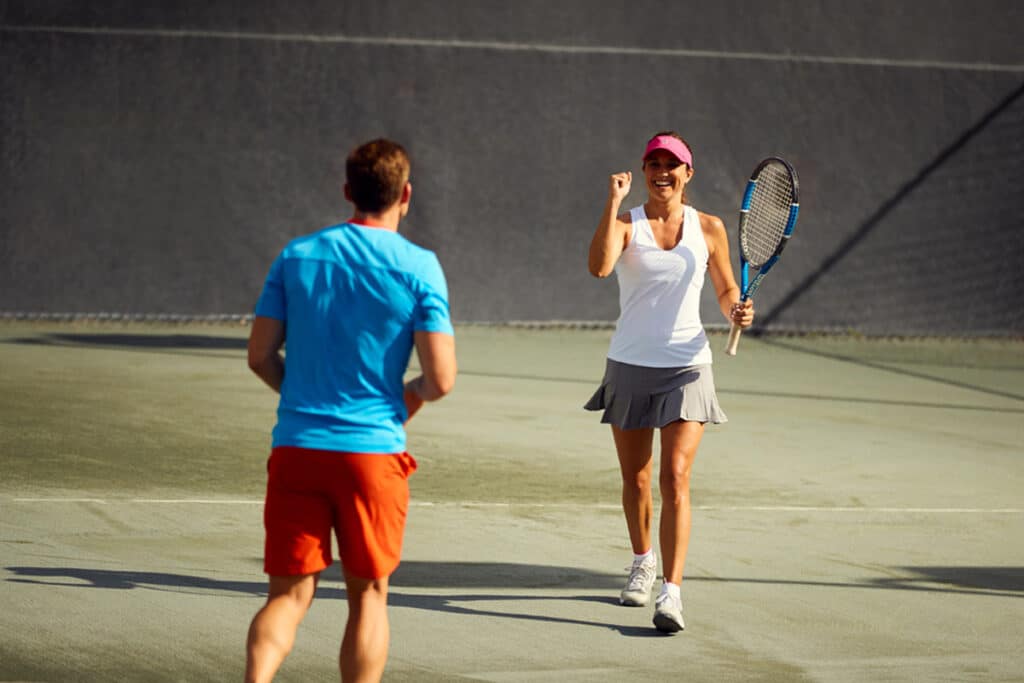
left=606, top=205, right=713, bottom=368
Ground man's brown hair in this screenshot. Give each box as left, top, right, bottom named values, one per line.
left=345, top=139, right=410, bottom=213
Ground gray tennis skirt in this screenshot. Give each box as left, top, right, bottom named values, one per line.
left=584, top=359, right=727, bottom=428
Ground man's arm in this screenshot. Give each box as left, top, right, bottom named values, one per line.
left=404, top=330, right=456, bottom=422
left=247, top=316, right=286, bottom=393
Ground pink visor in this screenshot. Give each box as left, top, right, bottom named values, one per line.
left=643, top=135, right=693, bottom=168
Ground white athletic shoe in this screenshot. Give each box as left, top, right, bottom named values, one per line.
left=653, top=592, right=685, bottom=633
left=619, top=554, right=657, bottom=606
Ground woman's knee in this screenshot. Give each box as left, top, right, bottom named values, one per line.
left=658, top=456, right=693, bottom=497
left=622, top=465, right=653, bottom=491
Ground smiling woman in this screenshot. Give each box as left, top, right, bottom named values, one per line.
left=642, top=132, right=694, bottom=209
left=583, top=129, right=755, bottom=633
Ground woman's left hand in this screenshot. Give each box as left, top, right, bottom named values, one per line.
left=730, top=300, right=755, bottom=329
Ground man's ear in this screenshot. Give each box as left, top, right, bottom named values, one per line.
left=343, top=183, right=352, bottom=202
left=399, top=181, right=412, bottom=217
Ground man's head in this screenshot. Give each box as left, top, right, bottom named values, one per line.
left=344, top=139, right=411, bottom=214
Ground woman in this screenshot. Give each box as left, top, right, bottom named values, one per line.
left=585, top=131, right=753, bottom=633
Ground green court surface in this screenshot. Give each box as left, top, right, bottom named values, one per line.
left=1, top=322, right=1022, bottom=682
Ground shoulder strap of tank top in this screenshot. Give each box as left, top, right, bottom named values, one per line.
left=682, top=205, right=708, bottom=260
left=628, top=205, right=650, bottom=245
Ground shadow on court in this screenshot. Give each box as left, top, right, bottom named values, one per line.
left=887, top=566, right=1024, bottom=593
left=2, top=564, right=664, bottom=637
left=9, top=563, right=1022, bottom=601
left=10, top=563, right=1019, bottom=644
left=8, top=332, right=247, bottom=351
left=4, top=562, right=622, bottom=594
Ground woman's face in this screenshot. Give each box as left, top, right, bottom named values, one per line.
left=643, top=150, right=693, bottom=200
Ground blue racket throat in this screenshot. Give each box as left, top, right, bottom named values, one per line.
left=739, top=262, right=751, bottom=301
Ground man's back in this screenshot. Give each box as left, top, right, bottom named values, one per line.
left=255, top=222, right=452, bottom=454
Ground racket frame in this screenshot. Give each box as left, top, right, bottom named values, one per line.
left=725, top=157, right=800, bottom=355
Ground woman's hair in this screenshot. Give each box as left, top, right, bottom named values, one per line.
left=345, top=139, right=411, bottom=213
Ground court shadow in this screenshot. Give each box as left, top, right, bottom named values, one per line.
left=3, top=564, right=655, bottom=637
left=4, top=561, right=622, bottom=593
left=13, top=563, right=1022, bottom=598
left=4, top=566, right=278, bottom=597
left=9, top=332, right=247, bottom=351
left=390, top=560, right=623, bottom=590
left=877, top=566, right=1024, bottom=593
left=10, top=563, right=1019, bottom=638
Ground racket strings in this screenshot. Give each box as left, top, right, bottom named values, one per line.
left=741, top=164, right=795, bottom=267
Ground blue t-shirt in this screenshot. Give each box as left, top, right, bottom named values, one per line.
left=254, top=222, right=453, bottom=453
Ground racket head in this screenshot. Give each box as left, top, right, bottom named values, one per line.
left=737, top=157, right=800, bottom=270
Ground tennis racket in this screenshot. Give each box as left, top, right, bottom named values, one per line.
left=724, top=157, right=800, bottom=356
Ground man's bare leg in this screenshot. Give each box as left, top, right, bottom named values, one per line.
left=340, top=571, right=390, bottom=683
left=245, top=573, right=318, bottom=683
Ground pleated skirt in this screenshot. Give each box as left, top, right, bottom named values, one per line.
left=583, top=358, right=727, bottom=428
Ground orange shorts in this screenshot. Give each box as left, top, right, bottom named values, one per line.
left=263, top=446, right=418, bottom=579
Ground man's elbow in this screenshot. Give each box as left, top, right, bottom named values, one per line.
left=247, top=352, right=273, bottom=376
left=429, top=373, right=457, bottom=400
left=421, top=368, right=456, bottom=401
left=436, top=372, right=456, bottom=398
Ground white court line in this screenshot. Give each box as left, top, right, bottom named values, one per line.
left=10, top=498, right=110, bottom=504
left=7, top=498, right=1023, bottom=513
left=129, top=499, right=262, bottom=504
left=2, top=24, right=1022, bottom=73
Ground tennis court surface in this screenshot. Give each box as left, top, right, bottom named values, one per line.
left=2, top=321, right=1022, bottom=682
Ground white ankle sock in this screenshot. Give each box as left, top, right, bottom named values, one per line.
left=660, top=581, right=681, bottom=600
left=633, top=549, right=654, bottom=564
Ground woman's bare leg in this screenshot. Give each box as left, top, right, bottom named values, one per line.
left=658, top=420, right=705, bottom=584
left=611, top=425, right=655, bottom=554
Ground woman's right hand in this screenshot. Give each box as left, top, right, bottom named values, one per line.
left=608, top=171, right=632, bottom=203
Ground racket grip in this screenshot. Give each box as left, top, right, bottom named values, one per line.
left=725, top=321, right=742, bottom=356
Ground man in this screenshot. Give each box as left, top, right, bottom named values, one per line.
left=244, top=138, right=456, bottom=682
